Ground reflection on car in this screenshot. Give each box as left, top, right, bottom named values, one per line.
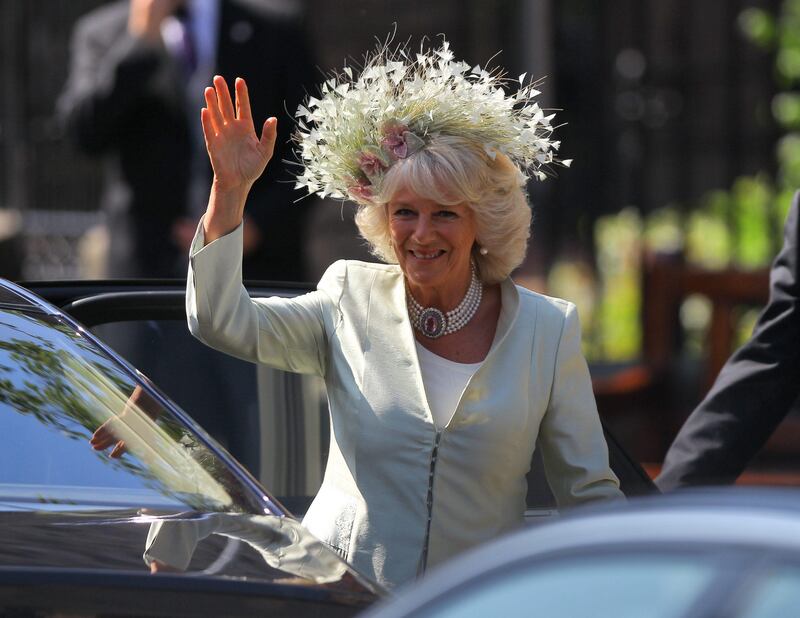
left=0, top=279, right=380, bottom=617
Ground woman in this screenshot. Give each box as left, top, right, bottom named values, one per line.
left=188, top=42, right=623, bottom=588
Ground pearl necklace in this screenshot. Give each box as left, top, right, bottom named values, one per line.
left=406, top=267, right=483, bottom=339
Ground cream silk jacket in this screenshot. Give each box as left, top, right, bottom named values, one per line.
left=187, top=224, right=622, bottom=588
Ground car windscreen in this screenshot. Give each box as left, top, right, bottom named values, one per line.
left=0, top=308, right=264, bottom=515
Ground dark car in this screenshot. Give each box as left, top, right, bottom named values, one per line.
left=0, top=278, right=381, bottom=617
left=1, top=277, right=655, bottom=616
left=363, top=488, right=800, bottom=618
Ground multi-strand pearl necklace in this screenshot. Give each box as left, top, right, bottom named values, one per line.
left=406, top=267, right=483, bottom=339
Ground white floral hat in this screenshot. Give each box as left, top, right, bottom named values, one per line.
left=293, top=38, right=570, bottom=203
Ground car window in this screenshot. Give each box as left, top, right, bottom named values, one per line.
left=738, top=562, right=800, bottom=618
left=415, top=553, right=718, bottom=618
left=0, top=309, right=264, bottom=514
left=91, top=319, right=329, bottom=512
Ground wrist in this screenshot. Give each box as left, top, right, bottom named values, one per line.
left=211, top=177, right=253, bottom=200
left=202, top=181, right=252, bottom=244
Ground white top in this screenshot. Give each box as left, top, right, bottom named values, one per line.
left=415, top=341, right=482, bottom=428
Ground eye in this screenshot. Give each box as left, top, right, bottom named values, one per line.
left=435, top=210, right=459, bottom=219
left=390, top=207, right=416, bottom=218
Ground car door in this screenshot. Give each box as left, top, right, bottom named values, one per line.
left=26, top=279, right=657, bottom=518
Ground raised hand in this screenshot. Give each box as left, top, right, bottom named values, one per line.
left=201, top=75, right=277, bottom=192
left=90, top=417, right=127, bottom=458
left=90, top=385, right=162, bottom=459
left=128, top=0, right=183, bottom=43
left=200, top=76, right=277, bottom=242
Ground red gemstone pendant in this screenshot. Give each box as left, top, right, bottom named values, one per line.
left=419, top=307, right=446, bottom=338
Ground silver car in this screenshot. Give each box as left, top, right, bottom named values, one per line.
left=364, top=488, right=800, bottom=618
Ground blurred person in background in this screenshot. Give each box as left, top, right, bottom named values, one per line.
left=58, top=0, right=314, bottom=279
left=59, top=0, right=316, bottom=474
left=657, top=192, right=800, bottom=490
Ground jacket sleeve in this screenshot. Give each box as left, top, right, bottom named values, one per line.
left=657, top=194, right=800, bottom=490
left=538, top=303, right=624, bottom=507
left=186, top=221, right=342, bottom=377
left=57, top=10, right=172, bottom=154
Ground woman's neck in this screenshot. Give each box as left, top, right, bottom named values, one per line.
left=406, top=270, right=473, bottom=310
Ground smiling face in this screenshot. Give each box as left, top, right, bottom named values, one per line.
left=388, top=186, right=478, bottom=307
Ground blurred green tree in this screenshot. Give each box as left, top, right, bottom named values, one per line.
left=584, top=1, right=800, bottom=363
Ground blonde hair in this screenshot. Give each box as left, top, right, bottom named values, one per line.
left=354, top=135, right=532, bottom=283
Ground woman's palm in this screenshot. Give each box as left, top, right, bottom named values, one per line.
left=208, top=118, right=266, bottom=188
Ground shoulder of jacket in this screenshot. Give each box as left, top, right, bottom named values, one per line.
left=515, top=285, right=574, bottom=324
left=335, top=259, right=400, bottom=277
left=77, top=1, right=128, bottom=31
left=72, top=2, right=131, bottom=49
left=318, top=260, right=399, bottom=294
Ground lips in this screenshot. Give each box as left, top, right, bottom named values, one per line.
left=410, top=249, right=446, bottom=260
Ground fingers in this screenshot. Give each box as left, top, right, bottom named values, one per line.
left=259, top=117, right=278, bottom=160
left=200, top=107, right=216, bottom=148
left=213, top=75, right=236, bottom=122
left=235, top=77, right=252, bottom=122
left=90, top=424, right=115, bottom=450
left=202, top=77, right=251, bottom=136
left=91, top=434, right=115, bottom=450
left=203, top=87, right=223, bottom=134
left=90, top=421, right=126, bottom=457
left=110, top=440, right=127, bottom=459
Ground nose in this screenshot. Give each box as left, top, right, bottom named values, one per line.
left=411, top=214, right=435, bottom=243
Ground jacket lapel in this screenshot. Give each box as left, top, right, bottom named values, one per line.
left=363, top=267, right=433, bottom=426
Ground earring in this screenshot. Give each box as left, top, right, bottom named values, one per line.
left=479, top=246, right=488, bottom=256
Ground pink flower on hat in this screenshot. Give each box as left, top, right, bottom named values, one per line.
left=381, top=122, right=410, bottom=159
left=357, top=150, right=388, bottom=179
left=348, top=176, right=374, bottom=201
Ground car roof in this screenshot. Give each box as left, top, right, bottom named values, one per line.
left=464, top=487, right=800, bottom=562
left=0, top=279, right=60, bottom=313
